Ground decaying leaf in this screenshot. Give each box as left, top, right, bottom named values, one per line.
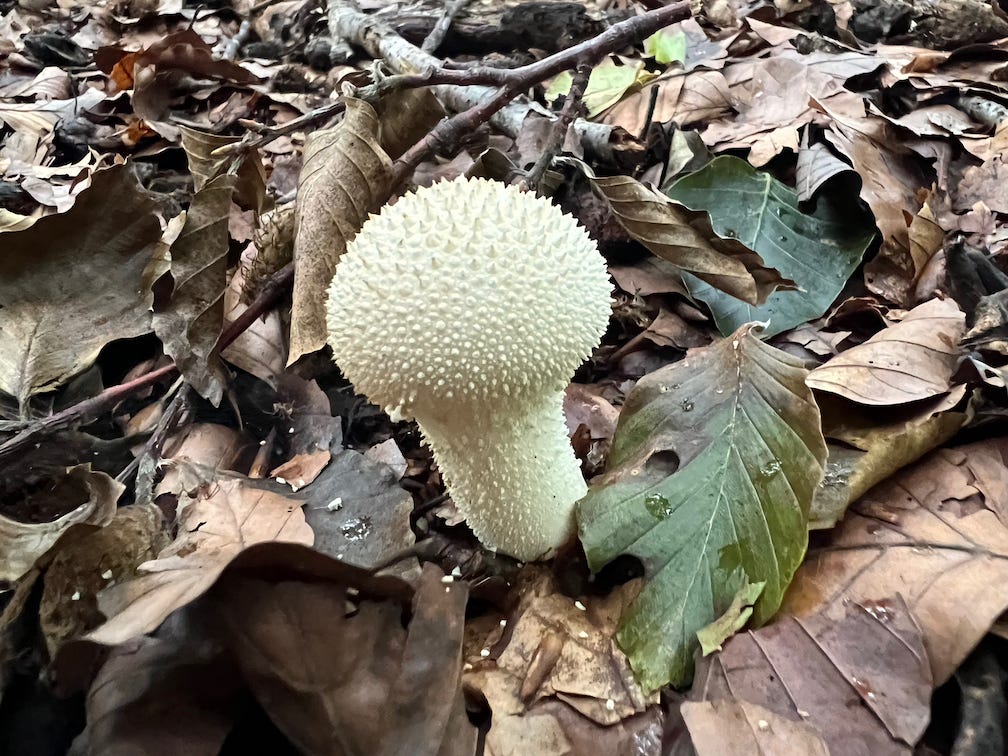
left=86, top=477, right=313, bottom=646
left=806, top=298, right=966, bottom=405
left=465, top=570, right=662, bottom=755
left=289, top=98, right=394, bottom=363
left=152, top=173, right=237, bottom=406
left=0, top=465, right=123, bottom=583
left=579, top=325, right=827, bottom=690
left=0, top=165, right=160, bottom=412
left=178, top=125, right=268, bottom=214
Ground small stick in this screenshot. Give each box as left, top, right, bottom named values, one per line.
left=421, top=0, right=470, bottom=54
left=526, top=62, right=591, bottom=192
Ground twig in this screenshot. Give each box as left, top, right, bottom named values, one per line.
left=382, top=2, right=691, bottom=184
left=526, top=62, right=591, bottom=192
left=0, top=263, right=296, bottom=464
left=215, top=101, right=348, bottom=159
left=224, top=19, right=252, bottom=60
left=116, top=379, right=191, bottom=485
left=421, top=0, right=469, bottom=54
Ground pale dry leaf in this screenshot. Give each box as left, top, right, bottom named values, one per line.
left=87, top=477, right=313, bottom=646
left=152, top=173, right=237, bottom=406
left=289, top=98, right=394, bottom=363
left=806, top=298, right=965, bottom=405
left=681, top=700, right=830, bottom=756
left=220, top=249, right=286, bottom=388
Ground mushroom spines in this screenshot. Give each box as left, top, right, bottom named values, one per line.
left=326, top=177, right=612, bottom=414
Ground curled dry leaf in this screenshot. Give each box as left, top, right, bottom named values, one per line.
left=805, top=298, right=966, bottom=405
left=86, top=477, right=313, bottom=646
left=464, top=570, right=661, bottom=756
left=0, top=465, right=123, bottom=583
left=574, top=165, right=794, bottom=305
left=0, top=165, right=160, bottom=412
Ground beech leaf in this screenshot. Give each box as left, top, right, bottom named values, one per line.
left=578, top=325, right=826, bottom=690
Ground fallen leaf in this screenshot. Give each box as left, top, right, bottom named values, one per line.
left=289, top=98, right=394, bottom=363
left=208, top=565, right=476, bottom=755
left=465, top=570, right=662, bottom=755
left=152, top=174, right=237, bottom=406
left=666, top=155, right=876, bottom=337
left=0, top=165, right=160, bottom=412
left=86, top=477, right=313, bottom=646
left=578, top=325, right=827, bottom=690
left=785, top=438, right=1008, bottom=687
left=680, top=700, right=830, bottom=756
left=805, top=298, right=966, bottom=405
left=0, top=465, right=123, bottom=583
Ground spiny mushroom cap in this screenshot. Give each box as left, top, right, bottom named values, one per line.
left=325, top=177, right=612, bottom=419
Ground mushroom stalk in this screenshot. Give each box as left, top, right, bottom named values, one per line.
left=420, top=391, right=586, bottom=560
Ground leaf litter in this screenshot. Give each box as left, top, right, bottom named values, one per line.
left=2, top=0, right=1008, bottom=753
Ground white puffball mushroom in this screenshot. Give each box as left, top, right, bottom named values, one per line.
left=325, top=177, right=612, bottom=561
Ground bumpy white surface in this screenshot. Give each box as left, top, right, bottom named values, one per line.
left=326, top=177, right=612, bottom=560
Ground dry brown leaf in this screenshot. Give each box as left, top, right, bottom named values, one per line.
left=270, top=450, right=330, bottom=491
left=0, top=165, right=160, bottom=412
left=208, top=565, right=476, bottom=756
left=179, top=125, right=268, bottom=214
left=152, top=174, right=237, bottom=406
left=805, top=298, right=965, bottom=405
left=583, top=172, right=795, bottom=305
left=810, top=386, right=970, bottom=529
left=691, top=593, right=930, bottom=755
left=71, top=635, right=241, bottom=755
left=465, top=570, right=661, bottom=755
left=681, top=700, right=830, bottom=756
left=609, top=258, right=692, bottom=298
left=289, top=98, right=394, bottom=363
left=0, top=466, right=123, bottom=583
left=86, top=478, right=313, bottom=646
left=784, top=438, right=1008, bottom=687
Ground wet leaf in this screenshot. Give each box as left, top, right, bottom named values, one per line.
left=578, top=325, right=826, bottom=690
left=0, top=165, right=160, bottom=412
left=666, top=156, right=876, bottom=337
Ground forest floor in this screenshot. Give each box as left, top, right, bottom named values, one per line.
left=2, top=0, right=1008, bottom=753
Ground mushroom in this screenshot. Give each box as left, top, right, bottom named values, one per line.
left=325, top=177, right=612, bottom=560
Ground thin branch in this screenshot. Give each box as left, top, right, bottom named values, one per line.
left=421, top=0, right=469, bottom=54
left=387, top=1, right=692, bottom=184
left=526, top=62, right=591, bottom=192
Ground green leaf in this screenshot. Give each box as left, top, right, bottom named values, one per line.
left=644, top=29, right=686, bottom=65
left=545, top=61, right=656, bottom=117
left=665, top=156, right=875, bottom=337
left=696, top=577, right=764, bottom=656
left=578, top=325, right=827, bottom=691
